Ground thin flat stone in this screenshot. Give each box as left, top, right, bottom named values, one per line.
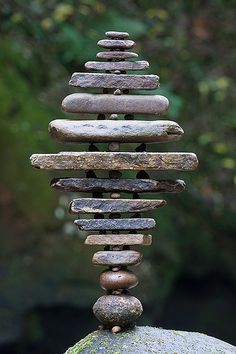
left=85, top=234, right=152, bottom=246
left=97, top=51, right=138, bottom=59
left=31, top=152, right=198, bottom=171
left=74, top=218, right=156, bottom=231
left=98, top=39, right=135, bottom=49
left=62, top=93, right=169, bottom=115
left=92, top=250, right=142, bottom=266
left=85, top=61, right=149, bottom=71
left=105, top=31, right=129, bottom=39
left=48, top=120, right=183, bottom=143
left=51, top=178, right=185, bottom=193
left=69, top=73, right=159, bottom=90
left=69, top=198, right=166, bottom=214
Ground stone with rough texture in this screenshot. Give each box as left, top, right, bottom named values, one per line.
left=51, top=177, right=186, bottom=193
left=85, top=60, right=149, bottom=71
left=64, top=326, right=236, bottom=354
left=69, top=198, right=166, bottom=214
left=31, top=152, right=198, bottom=171
left=97, top=51, right=138, bottom=59
left=92, top=250, right=142, bottom=266
left=97, top=39, right=135, bottom=49
left=61, top=93, right=169, bottom=115
left=105, top=31, right=129, bottom=38
left=85, top=234, right=152, bottom=246
left=48, top=120, right=183, bottom=143
left=74, top=218, right=156, bottom=231
left=69, top=73, right=159, bottom=90
left=100, top=269, right=138, bottom=290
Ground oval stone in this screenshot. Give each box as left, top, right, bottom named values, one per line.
left=93, top=295, right=143, bottom=327
left=105, top=31, right=129, bottom=39
left=100, top=269, right=138, bottom=290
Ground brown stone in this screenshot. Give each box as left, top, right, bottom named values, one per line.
left=105, top=31, right=129, bottom=39
left=96, top=51, right=138, bottom=60
left=97, top=39, right=135, bottom=49
left=85, top=234, right=152, bottom=246
left=74, top=218, right=156, bottom=231
left=100, top=269, right=138, bottom=290
left=61, top=93, right=169, bottom=115
left=92, top=250, right=142, bottom=266
left=85, top=60, right=149, bottom=71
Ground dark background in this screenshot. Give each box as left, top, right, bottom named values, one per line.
left=0, top=1, right=235, bottom=353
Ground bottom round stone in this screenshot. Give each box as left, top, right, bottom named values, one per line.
left=93, top=295, right=143, bottom=327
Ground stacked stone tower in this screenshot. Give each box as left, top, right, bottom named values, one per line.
left=30, top=31, right=198, bottom=333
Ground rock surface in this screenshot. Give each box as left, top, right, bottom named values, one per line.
left=65, top=326, right=236, bottom=354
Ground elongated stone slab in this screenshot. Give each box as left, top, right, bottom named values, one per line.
left=74, top=218, right=156, bottom=231
left=105, top=31, right=129, bottom=39
left=92, top=250, right=142, bottom=266
left=98, top=39, right=135, bottom=49
left=85, top=61, right=149, bottom=71
left=51, top=178, right=186, bottom=193
left=62, top=93, right=169, bottom=115
left=69, top=73, right=159, bottom=90
left=85, top=234, right=152, bottom=246
left=97, top=51, right=138, bottom=59
left=31, top=152, right=198, bottom=171
left=70, top=198, right=166, bottom=214
left=48, top=120, right=183, bottom=143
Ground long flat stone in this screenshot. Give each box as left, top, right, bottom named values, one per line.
left=62, top=93, right=169, bottom=115
left=48, top=120, right=183, bottom=143
left=85, top=61, right=149, bottom=71
left=97, top=51, right=138, bottom=59
left=97, top=39, right=135, bottom=49
left=69, top=198, right=166, bottom=214
left=51, top=178, right=186, bottom=193
left=105, top=31, right=129, bottom=39
left=69, top=73, right=159, bottom=90
left=85, top=234, right=152, bottom=246
left=31, top=152, right=198, bottom=171
left=74, top=218, right=156, bottom=231
left=92, top=250, right=142, bottom=266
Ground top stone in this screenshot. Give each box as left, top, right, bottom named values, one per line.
left=105, top=31, right=129, bottom=39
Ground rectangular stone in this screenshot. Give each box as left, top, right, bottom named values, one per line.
left=92, top=250, right=142, bottom=266
left=85, top=234, right=152, bottom=246
left=85, top=61, right=149, bottom=71
left=74, top=218, right=156, bottom=231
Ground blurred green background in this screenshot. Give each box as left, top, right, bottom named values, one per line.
left=0, top=1, right=235, bottom=353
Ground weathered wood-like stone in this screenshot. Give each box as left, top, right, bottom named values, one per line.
left=49, top=120, right=183, bottom=143
left=97, top=51, right=138, bottom=59
left=70, top=198, right=166, bottom=214
left=62, top=93, right=169, bottom=115
left=97, top=39, right=135, bottom=49
left=74, top=218, right=156, bottom=231
left=85, top=234, right=152, bottom=246
left=69, top=73, right=158, bottom=90
left=93, top=295, right=143, bottom=327
left=92, top=250, right=142, bottom=266
left=100, top=269, right=138, bottom=290
left=51, top=178, right=185, bottom=194
left=31, top=152, right=198, bottom=171
left=85, top=60, right=149, bottom=71
left=105, top=31, right=129, bottom=39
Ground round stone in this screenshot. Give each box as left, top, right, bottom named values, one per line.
left=93, top=295, right=143, bottom=327
left=100, top=269, right=138, bottom=290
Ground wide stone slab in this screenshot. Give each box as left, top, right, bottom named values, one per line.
left=48, top=120, right=183, bottom=143
left=92, top=250, right=142, bottom=266
left=105, top=31, right=129, bottom=39
left=69, top=73, right=158, bottom=90
left=97, top=39, right=135, bottom=49
left=85, top=60, right=149, bottom=71
left=51, top=177, right=186, bottom=193
left=97, top=51, right=138, bottom=59
left=74, top=218, right=156, bottom=231
left=85, top=234, right=152, bottom=246
left=69, top=198, right=166, bottom=214
left=62, top=93, right=169, bottom=115
left=31, top=152, right=198, bottom=171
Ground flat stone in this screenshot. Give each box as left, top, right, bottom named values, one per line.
left=69, top=198, right=166, bottom=214
left=97, top=51, right=138, bottom=59
left=85, top=60, right=149, bottom=71
left=105, top=31, right=129, bottom=39
left=97, top=39, right=135, bottom=49
left=48, top=120, right=183, bottom=143
left=100, top=269, right=138, bottom=290
left=62, top=93, right=169, bottom=115
left=65, top=326, right=236, bottom=354
left=85, top=234, right=152, bottom=246
left=93, top=295, right=143, bottom=327
left=74, top=218, right=156, bottom=231
left=51, top=178, right=186, bottom=193
left=69, top=73, right=158, bottom=90
left=31, top=152, right=198, bottom=171
left=92, top=250, right=142, bottom=266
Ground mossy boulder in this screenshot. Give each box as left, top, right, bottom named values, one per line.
left=65, top=326, right=235, bottom=353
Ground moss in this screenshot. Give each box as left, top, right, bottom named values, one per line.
left=66, top=331, right=99, bottom=353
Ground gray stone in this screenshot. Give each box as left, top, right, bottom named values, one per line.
left=97, top=39, right=135, bottom=49
left=92, top=250, right=142, bottom=266
left=97, top=51, right=138, bottom=59
left=105, top=31, right=129, bottom=39
left=74, top=218, right=156, bottom=231
left=85, top=61, right=149, bottom=71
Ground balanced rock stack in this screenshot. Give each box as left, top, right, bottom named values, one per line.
left=30, top=31, right=198, bottom=333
